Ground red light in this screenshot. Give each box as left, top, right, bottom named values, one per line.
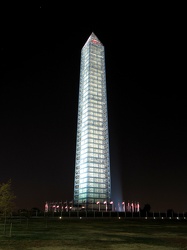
left=92, top=39, right=99, bottom=44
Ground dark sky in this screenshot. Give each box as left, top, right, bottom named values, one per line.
left=0, top=3, right=186, bottom=212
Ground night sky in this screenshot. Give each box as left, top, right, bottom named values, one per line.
left=0, top=3, right=186, bottom=212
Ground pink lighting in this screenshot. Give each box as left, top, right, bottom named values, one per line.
left=97, top=201, right=100, bottom=212
left=110, top=201, right=114, bottom=211
left=104, top=201, right=107, bottom=212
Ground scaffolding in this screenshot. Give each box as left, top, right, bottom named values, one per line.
left=74, top=33, right=111, bottom=209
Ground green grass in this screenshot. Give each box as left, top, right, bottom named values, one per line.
left=0, top=217, right=187, bottom=249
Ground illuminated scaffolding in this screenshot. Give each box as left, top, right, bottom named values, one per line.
left=74, top=33, right=111, bottom=210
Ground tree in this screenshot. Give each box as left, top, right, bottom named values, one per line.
left=167, top=209, right=174, bottom=217
left=0, top=179, right=16, bottom=215
left=142, top=204, right=151, bottom=213
left=0, top=179, right=16, bottom=234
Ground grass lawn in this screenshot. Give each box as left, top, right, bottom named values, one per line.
left=0, top=217, right=187, bottom=250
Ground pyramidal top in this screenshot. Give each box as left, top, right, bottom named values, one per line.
left=84, top=32, right=103, bottom=47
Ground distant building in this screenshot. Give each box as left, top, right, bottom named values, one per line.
left=73, top=33, right=111, bottom=210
